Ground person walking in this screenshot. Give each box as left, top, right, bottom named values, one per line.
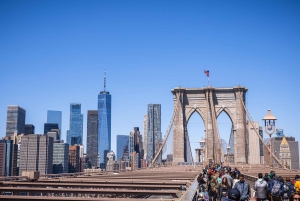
left=253, top=173, right=268, bottom=201
left=295, top=175, right=300, bottom=194
left=269, top=175, right=284, bottom=201
left=234, top=175, right=251, bottom=201
left=218, top=177, right=231, bottom=200
left=282, top=177, right=295, bottom=201
left=197, top=173, right=206, bottom=193
left=206, top=176, right=219, bottom=201
left=222, top=170, right=233, bottom=188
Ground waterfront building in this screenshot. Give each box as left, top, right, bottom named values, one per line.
left=106, top=151, right=116, bottom=171
left=86, top=110, right=98, bottom=167
left=116, top=135, right=129, bottom=161
left=0, top=139, right=18, bottom=176
left=98, top=72, right=111, bottom=169
left=69, top=145, right=80, bottom=173
left=19, top=134, right=53, bottom=175
left=143, top=114, right=148, bottom=160
left=24, top=124, right=35, bottom=135
left=47, top=110, right=62, bottom=130
left=129, top=127, right=142, bottom=168
left=53, top=142, right=69, bottom=174
left=6, top=106, right=26, bottom=137
left=67, top=103, right=83, bottom=146
left=146, top=104, right=162, bottom=164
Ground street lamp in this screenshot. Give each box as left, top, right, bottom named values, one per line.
left=262, top=109, right=277, bottom=169
left=227, top=145, right=231, bottom=163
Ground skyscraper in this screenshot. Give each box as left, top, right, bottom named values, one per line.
left=0, top=139, right=18, bottom=176
left=53, top=142, right=69, bottom=174
left=19, top=134, right=53, bottom=175
left=116, top=135, right=129, bottom=161
left=24, top=124, right=35, bottom=135
left=6, top=106, right=26, bottom=137
left=67, top=103, right=83, bottom=146
left=129, top=127, right=142, bottom=168
left=98, top=72, right=111, bottom=169
left=47, top=110, right=62, bottom=130
left=44, top=123, right=59, bottom=134
left=146, top=104, right=162, bottom=164
left=143, top=114, right=148, bottom=160
left=86, top=110, right=98, bottom=167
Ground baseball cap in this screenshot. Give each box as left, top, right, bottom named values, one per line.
left=228, top=188, right=240, bottom=200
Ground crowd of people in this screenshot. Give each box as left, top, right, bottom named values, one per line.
left=197, top=164, right=300, bottom=201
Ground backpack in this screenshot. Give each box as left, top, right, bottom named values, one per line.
left=283, top=183, right=295, bottom=198
left=271, top=181, right=282, bottom=197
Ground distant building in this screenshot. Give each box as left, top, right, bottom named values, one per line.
left=106, top=151, right=117, bottom=171
left=44, top=123, right=59, bottom=134
left=129, top=127, right=143, bottom=168
left=86, top=110, right=98, bottom=168
left=279, top=137, right=292, bottom=169
left=19, top=134, right=53, bottom=175
left=53, top=142, right=69, bottom=174
left=146, top=104, right=162, bottom=164
left=69, top=145, right=80, bottom=173
left=116, top=135, right=129, bottom=161
left=271, top=135, right=299, bottom=170
left=6, top=106, right=26, bottom=137
left=0, top=139, right=18, bottom=176
left=98, top=72, right=111, bottom=169
left=47, top=110, right=62, bottom=130
left=47, top=129, right=60, bottom=142
left=24, top=124, right=35, bottom=135
left=67, top=103, right=83, bottom=146
left=143, top=114, right=148, bottom=160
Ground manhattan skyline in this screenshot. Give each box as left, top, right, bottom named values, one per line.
left=1, top=1, right=300, bottom=159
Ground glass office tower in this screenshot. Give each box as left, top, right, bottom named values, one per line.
left=47, top=110, right=62, bottom=130
left=67, top=103, right=83, bottom=146
left=98, top=72, right=111, bottom=169
left=146, top=104, right=162, bottom=164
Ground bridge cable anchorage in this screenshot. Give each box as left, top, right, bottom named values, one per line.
left=149, top=93, right=181, bottom=168
left=238, top=89, right=284, bottom=168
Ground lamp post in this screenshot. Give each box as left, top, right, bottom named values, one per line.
left=227, top=145, right=231, bottom=164
left=262, top=109, right=277, bottom=169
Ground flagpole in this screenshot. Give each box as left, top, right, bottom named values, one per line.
left=208, top=77, right=210, bottom=86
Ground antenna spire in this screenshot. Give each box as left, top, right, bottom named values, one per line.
left=104, top=70, right=106, bottom=92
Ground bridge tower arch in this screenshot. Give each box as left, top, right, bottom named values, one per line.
left=172, top=86, right=248, bottom=164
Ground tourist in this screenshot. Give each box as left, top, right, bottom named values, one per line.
left=232, top=174, right=239, bottom=188
left=253, top=173, right=268, bottom=201
left=234, top=175, right=251, bottom=201
left=221, top=188, right=240, bottom=201
left=198, top=173, right=207, bottom=193
left=282, top=177, right=295, bottom=201
left=222, top=170, right=233, bottom=188
left=295, top=175, right=300, bottom=194
left=269, top=175, right=284, bottom=201
left=291, top=192, right=300, bottom=201
left=207, top=175, right=219, bottom=201
left=218, top=177, right=231, bottom=199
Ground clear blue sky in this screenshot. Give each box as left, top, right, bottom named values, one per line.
left=1, top=1, right=300, bottom=161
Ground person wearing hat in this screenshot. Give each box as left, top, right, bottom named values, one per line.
left=221, top=188, right=240, bottom=201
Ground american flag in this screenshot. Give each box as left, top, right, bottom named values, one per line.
left=204, top=70, right=209, bottom=77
